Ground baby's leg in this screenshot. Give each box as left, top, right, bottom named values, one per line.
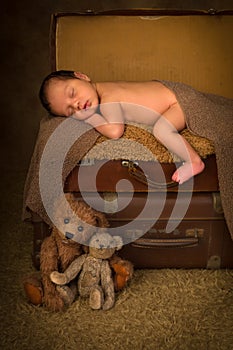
left=153, top=103, right=205, bottom=184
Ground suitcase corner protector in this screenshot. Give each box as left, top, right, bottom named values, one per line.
left=207, top=255, right=221, bottom=269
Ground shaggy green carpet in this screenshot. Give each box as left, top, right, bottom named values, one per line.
left=1, top=163, right=233, bottom=350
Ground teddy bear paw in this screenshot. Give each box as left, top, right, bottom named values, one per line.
left=22, top=273, right=43, bottom=306
left=89, top=286, right=104, bottom=310
left=56, top=285, right=76, bottom=306
left=102, top=297, right=115, bottom=311
left=43, top=289, right=67, bottom=312
left=50, top=271, right=67, bottom=285
left=111, top=260, right=134, bottom=291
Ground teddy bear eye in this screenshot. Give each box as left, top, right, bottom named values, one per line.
left=64, top=218, right=70, bottom=224
left=78, top=226, right=84, bottom=232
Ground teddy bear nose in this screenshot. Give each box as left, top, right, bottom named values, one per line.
left=65, top=232, right=74, bottom=240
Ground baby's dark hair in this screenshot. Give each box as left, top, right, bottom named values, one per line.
left=39, top=70, right=76, bottom=115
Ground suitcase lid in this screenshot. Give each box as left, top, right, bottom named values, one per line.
left=51, top=9, right=233, bottom=97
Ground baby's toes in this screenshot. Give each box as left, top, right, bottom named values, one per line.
left=172, top=170, right=180, bottom=183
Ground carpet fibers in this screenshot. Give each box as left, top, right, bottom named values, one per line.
left=1, top=164, right=233, bottom=350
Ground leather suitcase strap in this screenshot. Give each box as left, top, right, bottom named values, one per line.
left=122, top=160, right=177, bottom=189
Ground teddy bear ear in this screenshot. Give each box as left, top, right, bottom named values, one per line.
left=53, top=193, right=75, bottom=211
left=65, top=193, right=76, bottom=203
left=113, top=236, right=123, bottom=251
left=94, top=211, right=109, bottom=228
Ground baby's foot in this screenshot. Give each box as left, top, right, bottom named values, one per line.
left=172, top=160, right=205, bottom=184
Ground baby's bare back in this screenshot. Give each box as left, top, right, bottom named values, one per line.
left=98, top=81, right=178, bottom=125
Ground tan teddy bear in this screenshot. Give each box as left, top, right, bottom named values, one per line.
left=50, top=231, right=125, bottom=310
left=23, top=193, right=133, bottom=311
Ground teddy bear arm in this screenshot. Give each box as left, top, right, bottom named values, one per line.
left=39, top=236, right=68, bottom=311
left=101, top=260, right=115, bottom=310
left=51, top=254, right=87, bottom=285
left=40, top=273, right=66, bottom=311
left=40, top=235, right=59, bottom=274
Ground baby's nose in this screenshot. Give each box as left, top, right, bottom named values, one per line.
left=73, top=103, right=79, bottom=111
left=71, top=99, right=79, bottom=110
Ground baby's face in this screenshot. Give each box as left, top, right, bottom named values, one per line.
left=46, top=78, right=99, bottom=118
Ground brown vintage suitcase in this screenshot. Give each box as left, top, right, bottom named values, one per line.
left=31, top=155, right=233, bottom=269
left=64, top=155, right=233, bottom=269
left=30, top=9, right=233, bottom=269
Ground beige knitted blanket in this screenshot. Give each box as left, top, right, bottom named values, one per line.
left=22, top=81, right=233, bottom=237
left=161, top=80, right=233, bottom=238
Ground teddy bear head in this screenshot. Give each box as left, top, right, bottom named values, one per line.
left=53, top=193, right=109, bottom=245
left=88, top=231, right=123, bottom=259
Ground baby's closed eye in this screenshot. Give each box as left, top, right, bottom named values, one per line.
left=70, top=88, right=75, bottom=98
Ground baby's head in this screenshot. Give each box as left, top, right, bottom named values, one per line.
left=39, top=70, right=98, bottom=118
left=39, top=70, right=77, bottom=116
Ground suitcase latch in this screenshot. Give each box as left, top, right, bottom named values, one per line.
left=79, top=158, right=95, bottom=166
left=185, top=228, right=204, bottom=237
left=212, top=192, right=224, bottom=214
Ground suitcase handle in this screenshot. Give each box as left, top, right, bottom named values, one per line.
left=131, top=237, right=198, bottom=248
left=121, top=160, right=177, bottom=189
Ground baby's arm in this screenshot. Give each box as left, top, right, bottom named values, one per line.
left=85, top=103, right=125, bottom=139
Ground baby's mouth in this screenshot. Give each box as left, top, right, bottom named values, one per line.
left=83, top=101, right=90, bottom=110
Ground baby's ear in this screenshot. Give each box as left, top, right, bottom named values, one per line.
left=74, top=71, right=91, bottom=82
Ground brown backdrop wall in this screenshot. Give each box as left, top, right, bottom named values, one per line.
left=1, top=0, right=232, bottom=168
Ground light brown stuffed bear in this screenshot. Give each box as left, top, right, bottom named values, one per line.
left=23, top=194, right=133, bottom=312
left=50, top=231, right=125, bottom=310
